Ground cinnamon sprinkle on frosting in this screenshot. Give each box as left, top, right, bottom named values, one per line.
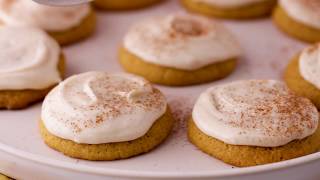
left=124, top=13, right=241, bottom=70
left=192, top=80, right=319, bottom=147
left=41, top=72, right=167, bottom=144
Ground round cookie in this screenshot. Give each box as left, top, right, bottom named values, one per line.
left=40, top=108, right=173, bottom=161
left=284, top=46, right=320, bottom=110
left=49, top=10, right=96, bottom=46
left=188, top=118, right=320, bottom=167
left=0, top=27, right=65, bottom=109
left=181, top=0, right=277, bottom=19
left=0, top=174, right=11, bottom=180
left=189, top=80, right=320, bottom=167
left=272, top=0, right=320, bottom=43
left=120, top=14, right=241, bottom=86
left=40, top=72, right=174, bottom=160
left=0, top=56, right=65, bottom=109
left=119, top=47, right=236, bottom=86
left=0, top=0, right=96, bottom=45
left=93, top=0, right=162, bottom=10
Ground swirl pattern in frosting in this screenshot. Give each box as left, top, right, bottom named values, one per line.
left=280, top=0, right=320, bottom=29
left=0, top=26, right=61, bottom=90
left=0, top=0, right=90, bottom=31
left=191, top=0, right=268, bottom=8
left=41, top=72, right=167, bottom=144
left=124, top=14, right=241, bottom=70
left=299, top=43, right=320, bottom=89
left=192, top=80, right=319, bottom=147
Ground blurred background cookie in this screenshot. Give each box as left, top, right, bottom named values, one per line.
left=0, top=26, right=64, bottom=109
left=120, top=14, right=241, bottom=86
left=284, top=43, right=320, bottom=109
left=181, top=0, right=277, bottom=19
left=0, top=0, right=96, bottom=45
left=93, top=0, right=162, bottom=10
left=273, top=0, right=320, bottom=43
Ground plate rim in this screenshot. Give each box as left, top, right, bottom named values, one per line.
left=0, top=141, right=319, bottom=178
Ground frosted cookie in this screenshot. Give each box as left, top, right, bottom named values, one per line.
left=189, top=80, right=320, bottom=167
left=273, top=0, right=320, bottom=43
left=93, top=0, right=162, bottom=10
left=40, top=72, right=174, bottom=161
left=0, top=0, right=96, bottom=45
left=119, top=14, right=241, bottom=86
left=0, top=26, right=64, bottom=109
left=181, top=0, right=277, bottom=19
left=284, top=44, right=320, bottom=110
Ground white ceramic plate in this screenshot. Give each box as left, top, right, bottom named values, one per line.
left=0, top=1, right=319, bottom=180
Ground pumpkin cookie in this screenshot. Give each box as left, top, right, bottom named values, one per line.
left=40, top=72, right=174, bottom=160
left=284, top=44, right=320, bottom=110
left=93, top=0, right=162, bottom=10
left=181, top=0, right=277, bottom=19
left=0, top=26, right=64, bottom=109
left=120, top=14, right=241, bottom=86
left=189, top=80, right=320, bottom=167
left=0, top=174, right=11, bottom=180
left=0, top=0, right=96, bottom=45
left=272, top=0, right=320, bottom=43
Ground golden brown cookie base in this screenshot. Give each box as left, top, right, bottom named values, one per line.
left=272, top=6, right=320, bottom=43
left=93, top=0, right=162, bottom=10
left=0, top=174, right=11, bottom=180
left=49, top=10, right=96, bottom=46
left=0, top=55, right=65, bottom=110
left=188, top=118, right=320, bottom=167
left=284, top=54, right=320, bottom=110
left=181, top=0, right=276, bottom=19
left=40, top=108, right=174, bottom=161
left=119, top=47, right=236, bottom=86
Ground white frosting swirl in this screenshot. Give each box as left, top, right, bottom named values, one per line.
left=124, top=14, right=241, bottom=70
left=42, top=72, right=167, bottom=144
left=280, top=0, right=320, bottom=29
left=0, top=0, right=90, bottom=31
left=299, top=44, right=320, bottom=89
left=192, top=80, right=319, bottom=147
left=192, top=0, right=268, bottom=8
left=0, top=26, right=61, bottom=90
